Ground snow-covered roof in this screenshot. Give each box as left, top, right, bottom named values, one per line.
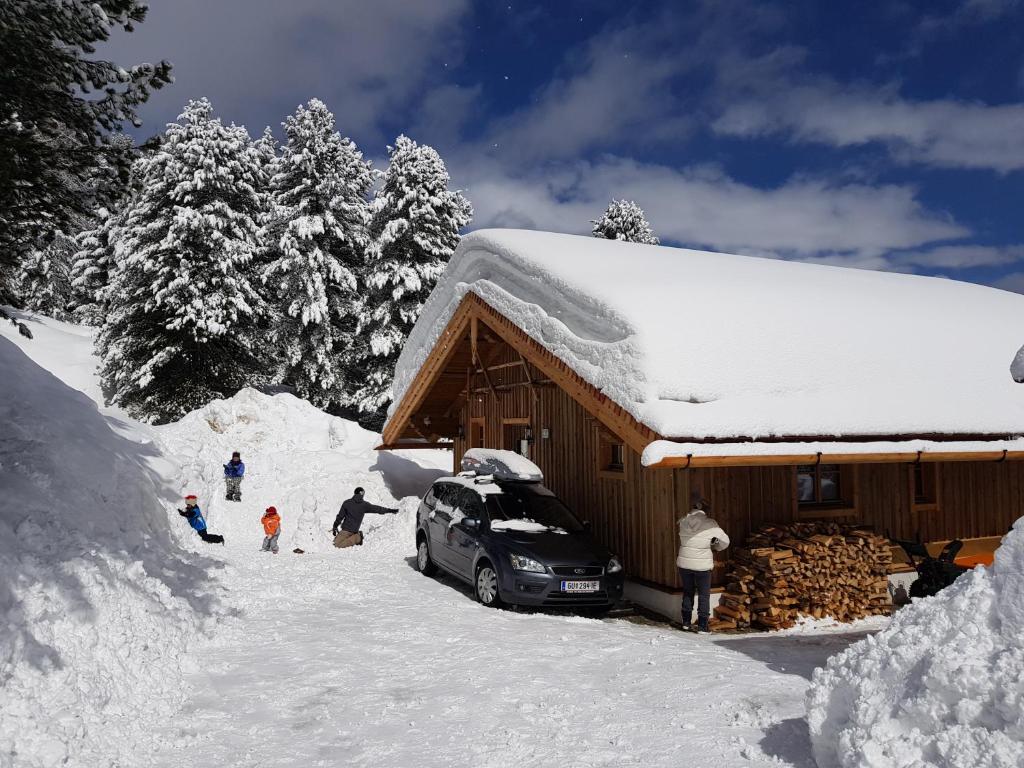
left=394, top=229, right=1024, bottom=448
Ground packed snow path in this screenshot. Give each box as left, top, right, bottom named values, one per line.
left=144, top=391, right=883, bottom=768
left=149, top=527, right=884, bottom=768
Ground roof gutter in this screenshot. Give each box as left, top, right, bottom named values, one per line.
left=646, top=449, right=1023, bottom=469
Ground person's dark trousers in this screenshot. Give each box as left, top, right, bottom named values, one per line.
left=198, top=530, right=224, bottom=544
left=679, top=568, right=712, bottom=626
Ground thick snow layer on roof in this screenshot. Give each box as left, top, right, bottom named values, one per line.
left=807, top=518, right=1024, bottom=767
left=394, top=229, right=1024, bottom=441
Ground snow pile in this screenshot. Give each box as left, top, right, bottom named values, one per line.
left=0, top=337, right=214, bottom=768
left=394, top=229, right=1024, bottom=442
left=155, top=388, right=451, bottom=554
left=806, top=519, right=1024, bottom=768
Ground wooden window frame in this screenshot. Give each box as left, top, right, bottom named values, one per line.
left=501, top=417, right=532, bottom=459
left=597, top=429, right=628, bottom=481
left=469, top=417, right=486, bottom=449
left=795, top=463, right=857, bottom=518
left=910, top=462, right=940, bottom=513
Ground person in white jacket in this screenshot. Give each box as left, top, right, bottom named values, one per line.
left=677, top=495, right=730, bottom=632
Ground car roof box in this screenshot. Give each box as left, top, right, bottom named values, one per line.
left=461, top=448, right=543, bottom=482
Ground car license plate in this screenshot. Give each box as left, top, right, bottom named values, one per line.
left=560, top=580, right=599, bottom=593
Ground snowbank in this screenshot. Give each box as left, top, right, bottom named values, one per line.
left=806, top=519, right=1024, bottom=768
left=394, top=230, right=1024, bottom=442
left=154, top=388, right=452, bottom=554
left=0, top=338, right=215, bottom=768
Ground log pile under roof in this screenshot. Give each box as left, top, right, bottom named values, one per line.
left=712, top=522, right=893, bottom=631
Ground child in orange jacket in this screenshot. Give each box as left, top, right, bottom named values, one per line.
left=261, top=506, right=281, bottom=554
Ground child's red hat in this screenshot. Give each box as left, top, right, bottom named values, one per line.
left=185, top=494, right=198, bottom=500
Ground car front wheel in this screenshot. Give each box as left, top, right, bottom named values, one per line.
left=416, top=536, right=437, bottom=576
left=475, top=562, right=503, bottom=607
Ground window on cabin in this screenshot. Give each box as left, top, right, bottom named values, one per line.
left=797, top=463, right=842, bottom=504
left=913, top=463, right=938, bottom=507
left=598, top=431, right=626, bottom=476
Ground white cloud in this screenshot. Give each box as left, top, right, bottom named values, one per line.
left=713, top=78, right=1024, bottom=172
left=99, top=0, right=470, bottom=142
left=480, top=18, right=694, bottom=161
left=455, top=156, right=968, bottom=262
left=893, top=244, right=1024, bottom=269
left=992, top=271, right=1024, bottom=293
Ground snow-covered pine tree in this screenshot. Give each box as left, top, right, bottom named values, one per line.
left=18, top=231, right=76, bottom=320
left=0, top=0, right=171, bottom=300
left=70, top=134, right=141, bottom=325
left=262, top=100, right=372, bottom=409
left=592, top=199, right=660, bottom=245
left=70, top=208, right=121, bottom=325
left=98, top=99, right=268, bottom=423
left=253, top=126, right=279, bottom=180
left=352, top=135, right=472, bottom=421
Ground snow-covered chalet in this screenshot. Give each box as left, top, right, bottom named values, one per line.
left=381, top=229, right=1024, bottom=611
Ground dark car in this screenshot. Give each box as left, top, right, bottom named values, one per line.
left=414, top=474, right=625, bottom=613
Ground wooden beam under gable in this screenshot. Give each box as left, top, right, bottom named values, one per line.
left=381, top=299, right=475, bottom=446
left=464, top=294, right=657, bottom=456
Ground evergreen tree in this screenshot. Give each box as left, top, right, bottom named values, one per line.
left=69, top=135, right=141, bottom=326
left=592, top=199, right=660, bottom=245
left=253, top=126, right=279, bottom=180
left=18, top=231, right=76, bottom=321
left=0, top=0, right=171, bottom=299
left=352, top=135, right=472, bottom=420
left=98, top=99, right=268, bottom=423
left=262, top=99, right=373, bottom=409
left=70, top=207, right=121, bottom=326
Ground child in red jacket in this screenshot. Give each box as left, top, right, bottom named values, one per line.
left=261, top=506, right=281, bottom=554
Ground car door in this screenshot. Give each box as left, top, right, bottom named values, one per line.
left=446, top=488, right=486, bottom=579
left=427, top=483, right=456, bottom=568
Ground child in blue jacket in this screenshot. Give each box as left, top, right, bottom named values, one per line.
left=178, top=495, right=225, bottom=544
left=223, top=451, right=245, bottom=502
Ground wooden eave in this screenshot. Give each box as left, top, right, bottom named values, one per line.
left=647, top=450, right=1024, bottom=469
left=382, top=293, right=1024, bottom=468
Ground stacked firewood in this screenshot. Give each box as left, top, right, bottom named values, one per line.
left=711, top=521, right=893, bottom=631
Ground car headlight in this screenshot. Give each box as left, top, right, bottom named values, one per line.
left=607, top=556, right=623, bottom=574
left=509, top=553, right=546, bottom=573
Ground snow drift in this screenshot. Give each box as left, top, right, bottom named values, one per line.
left=0, top=337, right=216, bottom=768
left=154, top=387, right=451, bottom=554
left=807, top=519, right=1024, bottom=768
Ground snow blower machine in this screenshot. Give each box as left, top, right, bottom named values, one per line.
left=893, top=537, right=969, bottom=598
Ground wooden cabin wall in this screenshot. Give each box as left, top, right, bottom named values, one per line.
left=449, top=345, right=1023, bottom=590
left=452, top=348, right=680, bottom=587
left=683, top=461, right=1023, bottom=586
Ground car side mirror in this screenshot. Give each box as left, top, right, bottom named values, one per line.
left=460, top=517, right=481, bottom=530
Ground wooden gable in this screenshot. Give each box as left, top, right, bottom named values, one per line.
left=381, top=292, right=658, bottom=454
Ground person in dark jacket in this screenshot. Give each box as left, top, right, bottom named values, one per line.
left=178, top=494, right=225, bottom=544
left=223, top=451, right=245, bottom=501
left=332, top=487, right=398, bottom=548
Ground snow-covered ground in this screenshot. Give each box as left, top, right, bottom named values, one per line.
left=3, top=310, right=899, bottom=768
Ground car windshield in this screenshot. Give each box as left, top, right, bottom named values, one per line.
left=486, top=483, right=584, bottom=533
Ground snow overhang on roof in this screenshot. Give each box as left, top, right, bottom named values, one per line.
left=390, top=229, right=1024, bottom=460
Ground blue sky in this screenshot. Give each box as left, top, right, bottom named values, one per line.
left=105, top=0, right=1024, bottom=289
